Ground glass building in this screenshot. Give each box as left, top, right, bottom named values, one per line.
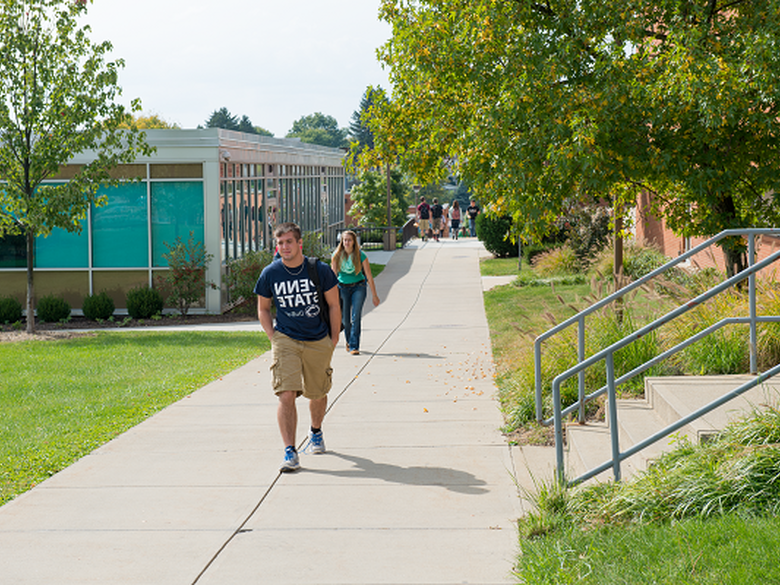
left=0, top=129, right=346, bottom=314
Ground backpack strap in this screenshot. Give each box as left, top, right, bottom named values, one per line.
left=306, top=257, right=331, bottom=332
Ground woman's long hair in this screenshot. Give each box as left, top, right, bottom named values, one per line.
left=332, top=230, right=362, bottom=275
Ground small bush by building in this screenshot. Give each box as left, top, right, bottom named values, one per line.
left=0, top=296, right=23, bottom=324
left=37, top=295, right=71, bottom=323
left=82, top=291, right=115, bottom=321
left=224, top=249, right=274, bottom=314
left=126, top=286, right=164, bottom=320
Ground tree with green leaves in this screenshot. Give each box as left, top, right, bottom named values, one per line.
left=0, top=0, right=152, bottom=333
left=253, top=125, right=274, bottom=137
left=348, top=167, right=410, bottom=227
left=287, top=112, right=348, bottom=148
left=377, top=0, right=780, bottom=276
left=120, top=113, right=180, bottom=129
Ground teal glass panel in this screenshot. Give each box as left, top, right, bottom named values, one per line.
left=151, top=182, right=204, bottom=267
left=92, top=182, right=149, bottom=268
left=36, top=222, right=88, bottom=268
left=0, top=234, right=26, bottom=268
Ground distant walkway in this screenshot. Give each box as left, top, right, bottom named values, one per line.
left=0, top=237, right=521, bottom=584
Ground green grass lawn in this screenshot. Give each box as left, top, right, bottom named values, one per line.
left=517, top=513, right=780, bottom=584
left=0, top=331, right=268, bottom=506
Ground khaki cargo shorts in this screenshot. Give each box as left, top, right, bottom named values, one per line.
left=270, top=331, right=334, bottom=400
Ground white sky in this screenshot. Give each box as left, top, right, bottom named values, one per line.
left=82, top=0, right=392, bottom=137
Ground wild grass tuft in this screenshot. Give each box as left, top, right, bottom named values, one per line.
left=515, top=407, right=780, bottom=582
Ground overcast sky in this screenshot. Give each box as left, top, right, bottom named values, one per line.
left=82, top=0, right=392, bottom=137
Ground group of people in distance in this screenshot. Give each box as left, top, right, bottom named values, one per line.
left=416, top=196, right=479, bottom=241
left=254, top=222, right=380, bottom=472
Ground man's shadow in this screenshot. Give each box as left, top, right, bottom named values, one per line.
left=305, top=451, right=490, bottom=495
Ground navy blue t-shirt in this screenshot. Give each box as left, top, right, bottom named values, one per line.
left=254, top=257, right=337, bottom=341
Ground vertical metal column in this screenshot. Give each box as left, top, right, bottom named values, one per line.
left=749, top=236, right=757, bottom=374
left=606, top=353, right=621, bottom=481
left=578, top=315, right=586, bottom=423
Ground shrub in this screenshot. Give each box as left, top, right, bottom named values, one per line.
left=302, top=231, right=332, bottom=263
left=82, top=291, right=115, bottom=321
left=532, top=245, right=579, bottom=277
left=559, top=204, right=612, bottom=264
left=224, top=249, right=274, bottom=314
left=0, top=296, right=23, bottom=324
left=477, top=213, right=517, bottom=258
left=161, top=232, right=214, bottom=316
left=126, top=286, right=164, bottom=320
left=37, top=294, right=71, bottom=323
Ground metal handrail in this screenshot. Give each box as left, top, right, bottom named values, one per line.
left=534, top=229, right=780, bottom=426
left=532, top=228, right=780, bottom=484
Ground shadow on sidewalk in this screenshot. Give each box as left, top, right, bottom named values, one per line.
left=304, top=451, right=490, bottom=495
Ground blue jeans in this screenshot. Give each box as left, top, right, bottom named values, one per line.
left=469, top=217, right=477, bottom=237
left=339, top=281, right=367, bottom=351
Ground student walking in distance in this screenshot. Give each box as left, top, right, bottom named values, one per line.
left=450, top=200, right=461, bottom=240
left=417, top=195, right=431, bottom=241
left=430, top=198, right=443, bottom=241
left=331, top=230, right=381, bottom=356
left=254, top=222, right=341, bottom=472
left=467, top=199, right=480, bottom=237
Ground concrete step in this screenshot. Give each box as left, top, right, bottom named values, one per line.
left=563, top=374, right=780, bottom=484
left=646, top=375, right=780, bottom=442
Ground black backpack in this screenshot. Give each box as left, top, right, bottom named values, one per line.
left=307, top=257, right=343, bottom=334
left=418, top=203, right=430, bottom=219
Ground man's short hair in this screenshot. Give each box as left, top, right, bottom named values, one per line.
left=433, top=198, right=438, bottom=204
left=420, top=196, right=426, bottom=202
left=274, top=222, right=302, bottom=240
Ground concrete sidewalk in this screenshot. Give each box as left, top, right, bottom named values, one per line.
left=0, top=238, right=522, bottom=584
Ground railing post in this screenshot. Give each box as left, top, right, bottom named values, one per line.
left=749, top=235, right=757, bottom=374
left=552, top=379, right=566, bottom=484
left=606, top=353, right=621, bottom=482
left=578, top=315, right=586, bottom=423
left=535, top=340, right=543, bottom=422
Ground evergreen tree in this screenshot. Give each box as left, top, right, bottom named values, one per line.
left=205, top=107, right=240, bottom=131
left=349, top=87, right=386, bottom=151
left=237, top=115, right=255, bottom=134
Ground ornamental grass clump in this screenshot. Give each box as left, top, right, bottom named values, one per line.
left=567, top=405, right=780, bottom=526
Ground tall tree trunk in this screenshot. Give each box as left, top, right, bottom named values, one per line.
left=613, top=215, right=624, bottom=286
left=614, top=213, right=624, bottom=322
left=26, top=230, right=35, bottom=334
left=723, top=243, right=747, bottom=279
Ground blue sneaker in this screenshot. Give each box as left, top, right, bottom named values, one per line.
left=280, top=446, right=300, bottom=472
left=306, top=430, right=326, bottom=454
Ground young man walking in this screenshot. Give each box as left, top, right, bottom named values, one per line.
left=430, top=198, right=443, bottom=241
left=467, top=199, right=480, bottom=237
left=254, top=223, right=341, bottom=472
left=417, top=196, right=431, bottom=241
